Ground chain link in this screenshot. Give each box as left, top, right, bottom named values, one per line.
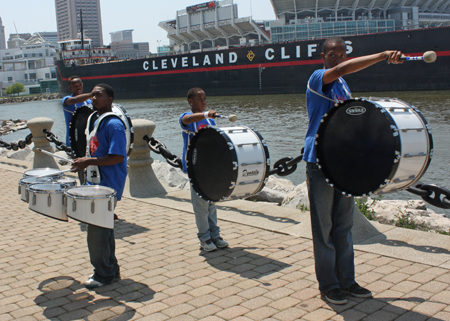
left=43, top=129, right=73, bottom=158
left=268, top=154, right=303, bottom=177
left=0, top=133, right=33, bottom=151
left=407, top=183, right=450, bottom=209
left=143, top=135, right=182, bottom=169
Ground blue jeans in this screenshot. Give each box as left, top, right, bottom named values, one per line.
left=191, top=187, right=220, bottom=242
left=87, top=224, right=119, bottom=284
left=306, top=163, right=356, bottom=293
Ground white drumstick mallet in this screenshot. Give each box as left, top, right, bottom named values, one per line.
left=214, top=114, right=238, bottom=122
left=399, top=51, right=437, bottom=63
left=38, top=148, right=73, bottom=163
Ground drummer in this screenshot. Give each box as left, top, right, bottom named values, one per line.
left=62, top=76, right=93, bottom=147
left=70, top=84, right=127, bottom=289
left=303, top=37, right=402, bottom=305
left=179, top=87, right=229, bottom=252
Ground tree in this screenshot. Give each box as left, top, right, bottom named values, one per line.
left=5, top=82, right=25, bottom=96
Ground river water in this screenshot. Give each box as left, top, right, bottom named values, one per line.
left=1, top=91, right=449, bottom=213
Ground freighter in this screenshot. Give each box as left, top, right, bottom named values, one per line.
left=56, top=0, right=450, bottom=99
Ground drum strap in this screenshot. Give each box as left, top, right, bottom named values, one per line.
left=307, top=78, right=352, bottom=104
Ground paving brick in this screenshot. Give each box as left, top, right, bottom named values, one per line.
left=302, top=308, right=336, bottom=321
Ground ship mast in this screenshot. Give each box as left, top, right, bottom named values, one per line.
left=80, top=9, right=84, bottom=50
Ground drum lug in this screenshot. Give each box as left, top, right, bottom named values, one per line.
left=25, top=190, right=29, bottom=203
left=73, top=200, right=76, bottom=212
left=229, top=182, right=236, bottom=189
left=18, top=185, right=21, bottom=195
left=232, top=162, right=238, bottom=170
left=91, top=200, right=95, bottom=214
left=32, top=193, right=36, bottom=206
left=227, top=142, right=234, bottom=150
left=48, top=194, right=52, bottom=207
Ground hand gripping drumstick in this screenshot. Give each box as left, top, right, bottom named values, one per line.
left=387, top=51, right=437, bottom=63
left=38, top=148, right=73, bottom=163
left=214, top=114, right=238, bottom=122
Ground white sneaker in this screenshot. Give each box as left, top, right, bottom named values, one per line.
left=212, top=237, right=229, bottom=248
left=84, top=277, right=106, bottom=289
left=200, top=239, right=217, bottom=251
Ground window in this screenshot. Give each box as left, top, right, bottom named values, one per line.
left=8, top=77, right=13, bottom=82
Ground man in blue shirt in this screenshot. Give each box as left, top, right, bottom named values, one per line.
left=62, top=76, right=93, bottom=146
left=71, top=83, right=127, bottom=289
left=180, top=87, right=229, bottom=252
left=303, top=37, right=402, bottom=305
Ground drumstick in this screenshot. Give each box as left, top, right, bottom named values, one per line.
left=38, top=148, right=73, bottom=163
left=391, top=51, right=436, bottom=63
left=214, top=114, right=238, bottom=122
left=35, top=168, right=73, bottom=178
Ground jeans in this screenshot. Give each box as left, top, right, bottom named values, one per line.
left=87, top=224, right=120, bottom=284
left=306, top=162, right=356, bottom=292
left=191, top=187, right=220, bottom=242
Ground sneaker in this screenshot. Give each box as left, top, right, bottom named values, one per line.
left=84, top=277, right=106, bottom=289
left=199, top=239, right=217, bottom=251
left=323, top=288, right=348, bottom=305
left=212, top=237, right=229, bottom=248
left=342, top=283, right=372, bottom=298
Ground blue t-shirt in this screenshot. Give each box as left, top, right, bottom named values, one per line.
left=179, top=111, right=216, bottom=173
left=89, top=116, right=127, bottom=200
left=303, top=69, right=351, bottom=163
left=62, top=95, right=92, bottom=146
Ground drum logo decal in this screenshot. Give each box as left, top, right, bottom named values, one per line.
left=346, top=106, right=366, bottom=115
left=242, top=169, right=259, bottom=177
left=192, top=148, right=197, bottom=165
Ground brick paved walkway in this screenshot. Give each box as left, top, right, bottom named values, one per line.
left=1, top=166, right=450, bottom=321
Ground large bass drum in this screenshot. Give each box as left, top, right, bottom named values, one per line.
left=69, top=103, right=134, bottom=157
left=186, top=126, right=270, bottom=202
left=315, top=97, right=433, bottom=196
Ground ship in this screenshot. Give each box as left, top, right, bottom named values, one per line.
left=56, top=0, right=450, bottom=99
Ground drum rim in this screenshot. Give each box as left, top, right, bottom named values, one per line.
left=27, top=182, right=66, bottom=193
left=316, top=98, right=402, bottom=196
left=64, top=185, right=116, bottom=199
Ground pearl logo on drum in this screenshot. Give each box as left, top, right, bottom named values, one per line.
left=192, top=148, right=198, bottom=165
left=242, top=169, right=259, bottom=177
left=346, top=106, right=366, bottom=115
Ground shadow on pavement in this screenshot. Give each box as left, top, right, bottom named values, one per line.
left=35, top=276, right=155, bottom=321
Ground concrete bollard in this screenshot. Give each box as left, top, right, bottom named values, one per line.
left=123, top=119, right=167, bottom=198
left=28, top=117, right=59, bottom=169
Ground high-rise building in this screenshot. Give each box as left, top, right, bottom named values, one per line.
left=0, top=17, right=6, bottom=50
left=55, top=0, right=103, bottom=48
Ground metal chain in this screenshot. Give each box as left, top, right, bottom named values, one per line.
left=143, top=135, right=182, bottom=169
left=0, top=133, right=33, bottom=151
left=407, top=183, right=450, bottom=209
left=268, top=154, right=303, bottom=177
left=43, top=129, right=74, bottom=158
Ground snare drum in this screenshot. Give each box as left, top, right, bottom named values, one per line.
left=28, top=183, right=68, bottom=221
left=18, top=177, right=52, bottom=202
left=315, top=97, right=433, bottom=196
left=186, top=126, right=270, bottom=202
left=64, top=186, right=117, bottom=229
left=23, top=168, right=64, bottom=180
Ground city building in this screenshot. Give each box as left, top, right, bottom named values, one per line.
left=0, top=33, right=57, bottom=95
left=55, top=0, right=103, bottom=48
left=0, top=18, right=5, bottom=50
left=109, top=29, right=149, bottom=59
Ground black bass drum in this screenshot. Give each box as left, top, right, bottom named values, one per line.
left=315, top=97, right=433, bottom=196
left=69, top=104, right=134, bottom=158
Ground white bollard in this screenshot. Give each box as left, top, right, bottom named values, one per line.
left=28, top=117, right=59, bottom=169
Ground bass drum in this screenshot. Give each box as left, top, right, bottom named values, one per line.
left=69, top=104, right=134, bottom=157
left=69, top=105, right=97, bottom=158
left=315, top=97, right=433, bottom=196
left=186, top=126, right=270, bottom=202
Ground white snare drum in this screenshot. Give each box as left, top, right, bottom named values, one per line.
left=64, top=186, right=117, bottom=229
left=23, top=168, right=64, bottom=180
left=186, top=125, right=270, bottom=202
left=53, top=177, right=77, bottom=188
left=18, top=177, right=52, bottom=202
left=28, top=183, right=68, bottom=221
left=316, top=97, right=433, bottom=196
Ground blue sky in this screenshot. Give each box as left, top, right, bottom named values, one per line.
left=1, top=0, right=276, bottom=52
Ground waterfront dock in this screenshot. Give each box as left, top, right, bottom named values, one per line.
left=1, top=157, right=450, bottom=321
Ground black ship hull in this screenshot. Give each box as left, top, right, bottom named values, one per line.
left=56, top=26, right=450, bottom=99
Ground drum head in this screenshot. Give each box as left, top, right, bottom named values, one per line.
left=187, top=127, right=237, bottom=202
left=24, top=168, right=62, bottom=177
left=28, top=183, right=65, bottom=192
left=69, top=105, right=98, bottom=158
left=66, top=185, right=116, bottom=197
left=316, top=100, right=400, bottom=196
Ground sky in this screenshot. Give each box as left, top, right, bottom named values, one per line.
left=1, top=0, right=276, bottom=52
